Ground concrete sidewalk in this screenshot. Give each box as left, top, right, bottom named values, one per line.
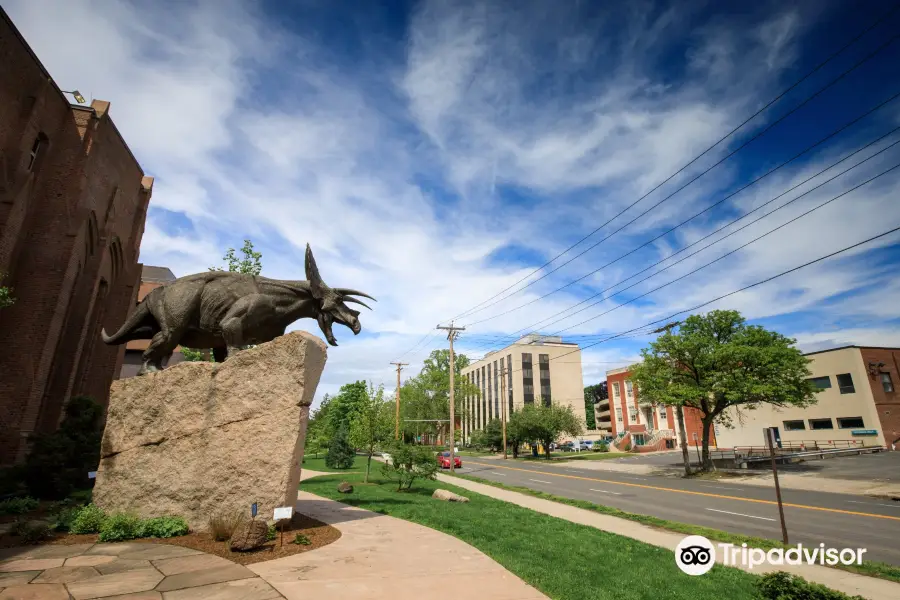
left=439, top=474, right=900, bottom=600
left=249, top=474, right=547, bottom=600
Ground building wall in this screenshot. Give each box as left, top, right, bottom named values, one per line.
left=715, top=347, right=889, bottom=448
left=0, top=8, right=151, bottom=464
left=460, top=339, right=586, bottom=441
left=860, top=348, right=900, bottom=448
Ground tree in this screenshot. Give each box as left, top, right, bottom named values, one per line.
left=509, top=404, right=583, bottom=459
left=325, top=422, right=355, bottom=469
left=629, top=310, right=818, bottom=471
left=348, top=383, right=393, bottom=482
left=328, top=381, right=368, bottom=434
left=0, top=273, right=14, bottom=310
left=505, top=409, right=528, bottom=458
left=305, top=394, right=332, bottom=458
left=583, top=382, right=608, bottom=429
left=380, top=443, right=438, bottom=491
left=470, top=418, right=503, bottom=451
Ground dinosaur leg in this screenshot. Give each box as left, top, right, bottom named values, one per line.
left=138, top=328, right=183, bottom=375
left=212, top=347, right=227, bottom=363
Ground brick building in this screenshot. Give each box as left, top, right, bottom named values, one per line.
left=118, top=266, right=185, bottom=379
left=0, top=8, right=153, bottom=465
left=605, top=366, right=713, bottom=452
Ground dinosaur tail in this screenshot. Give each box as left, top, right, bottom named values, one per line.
left=101, top=299, right=151, bottom=345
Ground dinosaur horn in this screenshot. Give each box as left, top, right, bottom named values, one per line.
left=305, top=244, right=328, bottom=299
left=343, top=297, right=372, bottom=310
left=335, top=288, right=376, bottom=301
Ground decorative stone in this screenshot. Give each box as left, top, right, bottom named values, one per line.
left=337, top=481, right=353, bottom=494
left=432, top=489, right=470, bottom=503
left=229, top=519, right=269, bottom=552
left=92, top=332, right=327, bottom=532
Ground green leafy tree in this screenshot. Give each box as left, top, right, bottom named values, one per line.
left=380, top=443, right=438, bottom=491
left=304, top=394, right=332, bottom=458
left=0, top=272, right=14, bottom=309
left=629, top=310, right=818, bottom=471
left=324, top=423, right=355, bottom=470
left=509, top=404, right=583, bottom=459
left=399, top=349, right=479, bottom=442
left=348, top=383, right=393, bottom=482
left=505, top=409, right=526, bottom=458
left=329, top=381, right=368, bottom=433
left=583, top=382, right=607, bottom=429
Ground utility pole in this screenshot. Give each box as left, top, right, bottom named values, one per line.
left=437, top=323, right=465, bottom=473
left=390, top=362, right=408, bottom=440
left=500, top=363, right=508, bottom=459
left=765, top=427, right=789, bottom=544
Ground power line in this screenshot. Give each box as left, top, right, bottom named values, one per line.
left=462, top=89, right=900, bottom=329
left=466, top=123, right=900, bottom=351
left=488, top=225, right=900, bottom=381
left=446, top=9, right=900, bottom=323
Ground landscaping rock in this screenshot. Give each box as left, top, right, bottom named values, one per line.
left=229, top=518, right=270, bottom=552
left=92, top=332, right=327, bottom=532
left=432, top=489, right=470, bottom=503
left=337, top=481, right=353, bottom=494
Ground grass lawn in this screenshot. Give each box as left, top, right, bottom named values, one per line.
left=301, top=472, right=761, bottom=600
left=301, top=455, right=373, bottom=473
left=451, top=472, right=900, bottom=585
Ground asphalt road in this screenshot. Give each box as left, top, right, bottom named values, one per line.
left=452, top=457, right=900, bottom=565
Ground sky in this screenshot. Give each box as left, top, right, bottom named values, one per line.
left=7, top=0, right=900, bottom=404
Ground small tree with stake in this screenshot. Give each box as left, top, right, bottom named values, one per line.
left=348, top=382, right=393, bottom=482
left=325, top=423, right=355, bottom=470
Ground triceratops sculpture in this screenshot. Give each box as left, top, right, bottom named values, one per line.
left=102, top=244, right=374, bottom=375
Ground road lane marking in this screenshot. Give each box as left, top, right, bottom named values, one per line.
left=491, top=473, right=507, bottom=477
left=847, top=500, right=900, bottom=508
left=590, top=489, right=622, bottom=495
left=700, top=484, right=745, bottom=491
left=464, top=461, right=900, bottom=522
left=529, top=479, right=552, bottom=484
left=706, top=508, right=775, bottom=521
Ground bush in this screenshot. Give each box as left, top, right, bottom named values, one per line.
left=266, top=523, right=277, bottom=541
left=593, top=442, right=609, bottom=452
left=208, top=511, right=244, bottom=542
left=325, top=423, right=355, bottom=469
left=52, top=505, right=84, bottom=532
left=0, top=496, right=39, bottom=515
left=380, top=443, right=439, bottom=491
left=292, top=533, right=311, bottom=545
left=22, top=395, right=103, bottom=500
left=70, top=503, right=107, bottom=534
left=140, top=516, right=189, bottom=538
left=98, top=512, right=143, bottom=542
left=757, top=572, right=865, bottom=600
left=11, top=520, right=53, bottom=543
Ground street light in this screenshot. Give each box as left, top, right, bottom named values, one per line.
left=62, top=90, right=86, bottom=104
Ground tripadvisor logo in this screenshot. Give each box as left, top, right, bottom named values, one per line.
left=675, top=535, right=868, bottom=575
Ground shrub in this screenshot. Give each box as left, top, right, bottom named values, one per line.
left=208, top=511, right=244, bottom=542
left=52, top=505, right=84, bottom=532
left=594, top=442, right=609, bottom=453
left=22, top=395, right=103, bottom=500
left=70, top=503, right=107, bottom=534
left=11, top=520, right=53, bottom=543
left=380, top=443, right=439, bottom=491
left=325, top=423, right=355, bottom=469
left=98, top=512, right=143, bottom=542
left=292, top=533, right=311, bottom=545
left=140, top=516, right=189, bottom=538
left=266, top=523, right=277, bottom=541
left=0, top=496, right=39, bottom=515
left=757, top=572, right=865, bottom=600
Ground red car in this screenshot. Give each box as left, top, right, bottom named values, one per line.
left=437, top=451, right=462, bottom=469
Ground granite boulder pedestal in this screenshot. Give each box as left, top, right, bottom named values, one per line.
left=92, top=331, right=327, bottom=531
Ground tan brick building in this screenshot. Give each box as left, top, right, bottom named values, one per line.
left=460, top=334, right=586, bottom=443
left=0, top=7, right=152, bottom=465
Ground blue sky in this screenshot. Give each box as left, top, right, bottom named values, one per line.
left=8, top=0, right=900, bottom=403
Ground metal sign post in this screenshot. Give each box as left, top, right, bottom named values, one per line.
left=765, top=427, right=789, bottom=544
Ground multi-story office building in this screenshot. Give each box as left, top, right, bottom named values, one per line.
left=715, top=346, right=899, bottom=449
left=460, top=334, right=586, bottom=441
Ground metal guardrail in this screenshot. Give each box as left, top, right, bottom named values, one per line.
left=710, top=444, right=882, bottom=466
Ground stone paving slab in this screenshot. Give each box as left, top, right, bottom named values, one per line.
left=102, top=593, right=162, bottom=600
left=116, top=546, right=203, bottom=562
left=33, top=565, right=100, bottom=584
left=152, top=553, right=233, bottom=576
left=96, top=559, right=154, bottom=576
left=155, top=564, right=257, bottom=592
left=0, top=558, right=64, bottom=572
left=0, top=582, right=70, bottom=599
left=160, top=577, right=282, bottom=600
left=0, top=544, right=94, bottom=561
left=66, top=568, right=164, bottom=600
left=0, top=569, right=42, bottom=586
left=66, top=555, right=118, bottom=567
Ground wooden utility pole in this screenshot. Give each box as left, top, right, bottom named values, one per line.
left=500, top=363, right=508, bottom=459
left=437, top=323, right=465, bottom=473
left=390, top=362, right=408, bottom=440
left=766, top=427, right=789, bottom=544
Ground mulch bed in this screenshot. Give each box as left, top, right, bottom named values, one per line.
left=0, top=513, right=341, bottom=565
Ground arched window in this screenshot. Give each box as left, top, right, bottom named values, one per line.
left=27, top=133, right=48, bottom=172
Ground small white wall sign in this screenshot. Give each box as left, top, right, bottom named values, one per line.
left=273, top=506, right=293, bottom=521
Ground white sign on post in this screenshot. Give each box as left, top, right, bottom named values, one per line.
left=273, top=506, right=293, bottom=521
left=88, top=471, right=97, bottom=479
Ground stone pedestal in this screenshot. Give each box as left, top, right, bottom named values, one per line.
left=93, top=331, right=327, bottom=531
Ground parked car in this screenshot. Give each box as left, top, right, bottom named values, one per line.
left=558, top=442, right=576, bottom=452
left=437, top=451, right=462, bottom=469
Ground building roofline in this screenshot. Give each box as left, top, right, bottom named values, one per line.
left=802, top=344, right=900, bottom=357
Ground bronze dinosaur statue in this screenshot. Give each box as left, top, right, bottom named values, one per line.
left=102, top=244, right=374, bottom=375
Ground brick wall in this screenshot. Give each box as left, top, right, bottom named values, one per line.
left=860, top=348, right=900, bottom=447
left=0, top=8, right=152, bottom=465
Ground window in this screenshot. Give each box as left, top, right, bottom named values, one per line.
left=27, top=135, right=43, bottom=171
left=659, top=408, right=667, bottom=421
left=615, top=407, right=623, bottom=422
left=506, top=353, right=513, bottom=413
left=808, top=376, right=832, bottom=389
left=837, top=417, right=865, bottom=429
left=612, top=382, right=621, bottom=398
left=809, top=418, right=834, bottom=430
left=625, top=380, right=634, bottom=397
left=538, top=354, right=550, bottom=405
left=521, top=353, right=534, bottom=405
left=882, top=373, right=894, bottom=393
left=836, top=373, right=855, bottom=394
left=783, top=420, right=805, bottom=431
